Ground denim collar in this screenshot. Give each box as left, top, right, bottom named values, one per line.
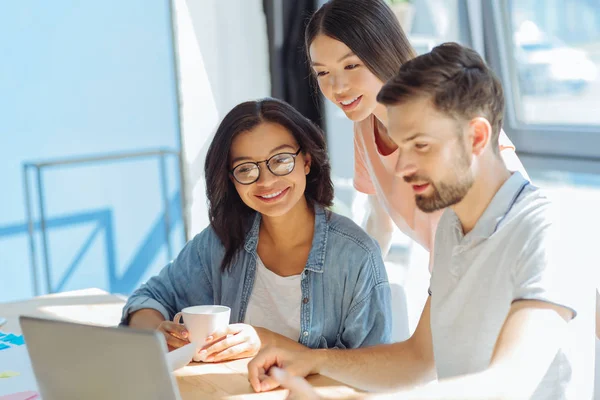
left=243, top=204, right=328, bottom=273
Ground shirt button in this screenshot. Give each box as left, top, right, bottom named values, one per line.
left=303, top=331, right=309, bottom=337
left=302, top=297, right=309, bottom=304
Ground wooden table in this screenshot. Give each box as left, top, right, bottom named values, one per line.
left=0, top=288, right=359, bottom=399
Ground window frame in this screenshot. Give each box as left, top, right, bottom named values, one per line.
left=480, top=0, right=600, bottom=165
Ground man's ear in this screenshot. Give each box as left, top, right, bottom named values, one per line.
left=468, top=117, right=493, bottom=156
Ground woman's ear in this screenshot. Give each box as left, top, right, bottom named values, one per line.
left=303, top=153, right=312, bottom=175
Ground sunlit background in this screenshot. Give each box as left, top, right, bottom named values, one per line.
left=1, top=0, right=598, bottom=396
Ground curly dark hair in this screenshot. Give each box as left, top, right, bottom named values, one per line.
left=204, top=98, right=334, bottom=272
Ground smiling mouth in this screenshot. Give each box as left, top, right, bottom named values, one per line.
left=255, top=187, right=290, bottom=202
left=260, top=189, right=284, bottom=199
left=339, top=95, right=362, bottom=110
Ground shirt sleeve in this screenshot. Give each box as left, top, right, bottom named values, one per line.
left=336, top=251, right=393, bottom=348
left=353, top=124, right=377, bottom=195
left=512, top=207, right=579, bottom=318
left=120, top=234, right=214, bottom=325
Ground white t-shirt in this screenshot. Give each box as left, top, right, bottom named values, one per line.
left=244, top=256, right=302, bottom=341
left=430, top=172, right=595, bottom=399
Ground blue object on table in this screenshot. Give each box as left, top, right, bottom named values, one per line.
left=0, top=334, right=25, bottom=346
left=0, top=332, right=25, bottom=349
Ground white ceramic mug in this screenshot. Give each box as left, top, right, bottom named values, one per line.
left=173, top=305, right=231, bottom=361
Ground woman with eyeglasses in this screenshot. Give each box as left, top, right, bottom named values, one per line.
left=121, top=98, right=392, bottom=363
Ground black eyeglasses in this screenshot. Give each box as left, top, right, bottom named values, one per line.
left=230, top=148, right=302, bottom=185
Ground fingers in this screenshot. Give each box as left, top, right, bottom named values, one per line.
left=205, top=323, right=243, bottom=343
left=162, top=321, right=189, bottom=339
left=248, top=347, right=281, bottom=392
left=201, top=333, right=246, bottom=360
left=249, top=347, right=316, bottom=393
left=259, top=375, right=282, bottom=393
left=249, top=366, right=267, bottom=393
left=159, top=321, right=190, bottom=349
left=270, top=367, right=320, bottom=400
left=164, top=333, right=189, bottom=350
left=163, top=331, right=189, bottom=349
left=205, top=342, right=251, bottom=363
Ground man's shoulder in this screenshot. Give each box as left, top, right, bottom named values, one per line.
left=502, top=184, right=554, bottom=234
left=434, top=184, right=555, bottom=250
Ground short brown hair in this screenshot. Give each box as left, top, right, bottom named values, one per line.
left=377, top=42, right=504, bottom=152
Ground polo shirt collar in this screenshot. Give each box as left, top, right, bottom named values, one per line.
left=464, top=172, right=530, bottom=242
left=447, top=171, right=530, bottom=245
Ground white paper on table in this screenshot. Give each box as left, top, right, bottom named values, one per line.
left=0, top=346, right=39, bottom=396
left=166, top=342, right=198, bottom=371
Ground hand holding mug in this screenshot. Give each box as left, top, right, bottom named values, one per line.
left=171, top=305, right=231, bottom=362
left=157, top=320, right=190, bottom=350
left=199, top=323, right=262, bottom=362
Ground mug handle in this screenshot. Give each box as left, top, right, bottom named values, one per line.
left=173, top=312, right=183, bottom=324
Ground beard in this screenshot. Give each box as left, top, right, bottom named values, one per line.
left=407, top=144, right=474, bottom=213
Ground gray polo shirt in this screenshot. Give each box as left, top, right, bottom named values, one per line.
left=430, top=172, right=593, bottom=399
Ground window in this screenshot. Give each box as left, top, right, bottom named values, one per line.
left=387, top=0, right=468, bottom=53
left=507, top=0, right=600, bottom=126
left=484, top=0, right=600, bottom=162
left=525, top=165, right=600, bottom=292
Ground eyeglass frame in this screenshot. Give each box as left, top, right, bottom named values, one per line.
left=229, top=148, right=303, bottom=185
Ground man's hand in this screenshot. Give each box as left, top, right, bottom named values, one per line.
left=270, top=367, right=322, bottom=400
left=199, top=323, right=261, bottom=362
left=270, top=367, right=378, bottom=400
left=248, top=346, right=322, bottom=393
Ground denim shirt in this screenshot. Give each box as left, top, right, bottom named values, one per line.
left=121, top=205, right=392, bottom=349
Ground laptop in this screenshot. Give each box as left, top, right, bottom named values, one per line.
left=19, top=316, right=182, bottom=400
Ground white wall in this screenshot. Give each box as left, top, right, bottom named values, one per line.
left=173, top=0, right=271, bottom=236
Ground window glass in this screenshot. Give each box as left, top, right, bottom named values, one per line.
left=508, top=0, right=600, bottom=125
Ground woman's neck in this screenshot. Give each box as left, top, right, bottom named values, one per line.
left=259, top=197, right=315, bottom=250
left=372, top=103, right=389, bottom=128
left=372, top=104, right=398, bottom=156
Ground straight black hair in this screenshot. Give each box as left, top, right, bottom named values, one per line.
left=305, top=0, right=416, bottom=82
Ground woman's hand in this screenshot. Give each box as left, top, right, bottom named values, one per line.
left=199, top=323, right=262, bottom=362
left=157, top=320, right=190, bottom=350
